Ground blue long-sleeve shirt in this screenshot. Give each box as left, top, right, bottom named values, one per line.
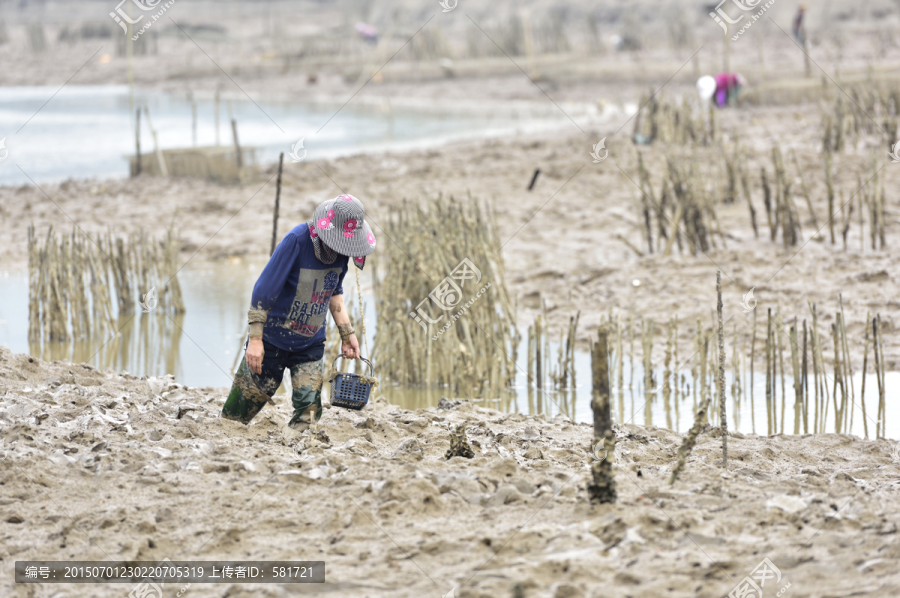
left=251, top=223, right=347, bottom=352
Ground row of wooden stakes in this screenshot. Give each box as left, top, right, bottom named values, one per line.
left=27, top=225, right=184, bottom=343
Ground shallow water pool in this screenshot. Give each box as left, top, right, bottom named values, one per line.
left=1, top=262, right=895, bottom=438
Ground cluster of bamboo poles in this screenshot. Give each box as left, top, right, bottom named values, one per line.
left=752, top=145, right=887, bottom=250
left=663, top=274, right=890, bottom=484
left=763, top=301, right=889, bottom=438
left=630, top=134, right=889, bottom=255
left=526, top=309, right=580, bottom=392
left=701, top=142, right=806, bottom=248
left=631, top=92, right=719, bottom=146
left=372, top=195, right=519, bottom=396
left=757, top=145, right=804, bottom=247
left=27, top=225, right=184, bottom=343
left=632, top=151, right=722, bottom=256
left=577, top=298, right=888, bottom=439
left=668, top=274, right=890, bottom=483
left=851, top=159, right=887, bottom=250
left=821, top=83, right=900, bottom=153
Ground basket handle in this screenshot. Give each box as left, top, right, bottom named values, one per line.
left=332, top=353, right=374, bottom=377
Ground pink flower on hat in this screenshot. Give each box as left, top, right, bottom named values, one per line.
left=309, top=223, right=318, bottom=238
left=342, top=218, right=358, bottom=238
left=341, top=195, right=353, bottom=201
left=366, top=233, right=375, bottom=246
left=317, top=217, right=333, bottom=230
left=327, top=209, right=335, bottom=219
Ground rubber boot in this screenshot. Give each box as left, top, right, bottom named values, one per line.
left=287, top=360, right=324, bottom=430
left=221, top=358, right=270, bottom=423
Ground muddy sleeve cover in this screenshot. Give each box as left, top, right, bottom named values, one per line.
left=249, top=233, right=300, bottom=321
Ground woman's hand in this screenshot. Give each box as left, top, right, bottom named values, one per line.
left=246, top=338, right=265, bottom=374
left=342, top=334, right=360, bottom=359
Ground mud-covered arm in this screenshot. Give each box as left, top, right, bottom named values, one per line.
left=329, top=294, right=359, bottom=358
left=247, top=234, right=298, bottom=338
left=328, top=294, right=352, bottom=335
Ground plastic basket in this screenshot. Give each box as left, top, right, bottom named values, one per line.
left=329, top=354, right=375, bottom=411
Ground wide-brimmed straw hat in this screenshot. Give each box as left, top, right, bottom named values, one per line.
left=309, top=194, right=376, bottom=258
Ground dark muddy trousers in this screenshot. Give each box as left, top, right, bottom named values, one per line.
left=221, top=339, right=324, bottom=428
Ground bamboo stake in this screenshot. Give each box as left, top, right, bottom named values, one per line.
left=750, top=307, right=756, bottom=434
left=825, top=152, right=835, bottom=244
left=589, top=327, right=615, bottom=503
left=731, top=330, right=741, bottom=431
left=700, top=320, right=710, bottom=426
left=851, top=179, right=861, bottom=251
left=535, top=315, right=543, bottom=393
left=527, top=324, right=534, bottom=388
left=831, top=321, right=843, bottom=432
left=761, top=167, right=776, bottom=241
left=839, top=296, right=854, bottom=405
left=776, top=309, right=785, bottom=433
left=790, top=321, right=801, bottom=435
left=232, top=118, right=242, bottom=169
left=717, top=272, right=726, bottom=466
left=802, top=319, right=808, bottom=434
left=270, top=152, right=284, bottom=256
left=878, top=314, right=886, bottom=437
left=27, top=225, right=41, bottom=341
left=790, top=149, right=818, bottom=231
left=670, top=371, right=711, bottom=484
left=628, top=309, right=634, bottom=389
left=643, top=319, right=654, bottom=395
left=664, top=317, right=674, bottom=430
left=766, top=308, right=773, bottom=435
left=808, top=303, right=817, bottom=432
left=860, top=310, right=870, bottom=439
left=616, top=311, right=624, bottom=394
left=873, top=316, right=884, bottom=438
left=135, top=107, right=142, bottom=176
left=740, top=168, right=758, bottom=237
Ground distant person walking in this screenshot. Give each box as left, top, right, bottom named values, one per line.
left=792, top=4, right=807, bottom=45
